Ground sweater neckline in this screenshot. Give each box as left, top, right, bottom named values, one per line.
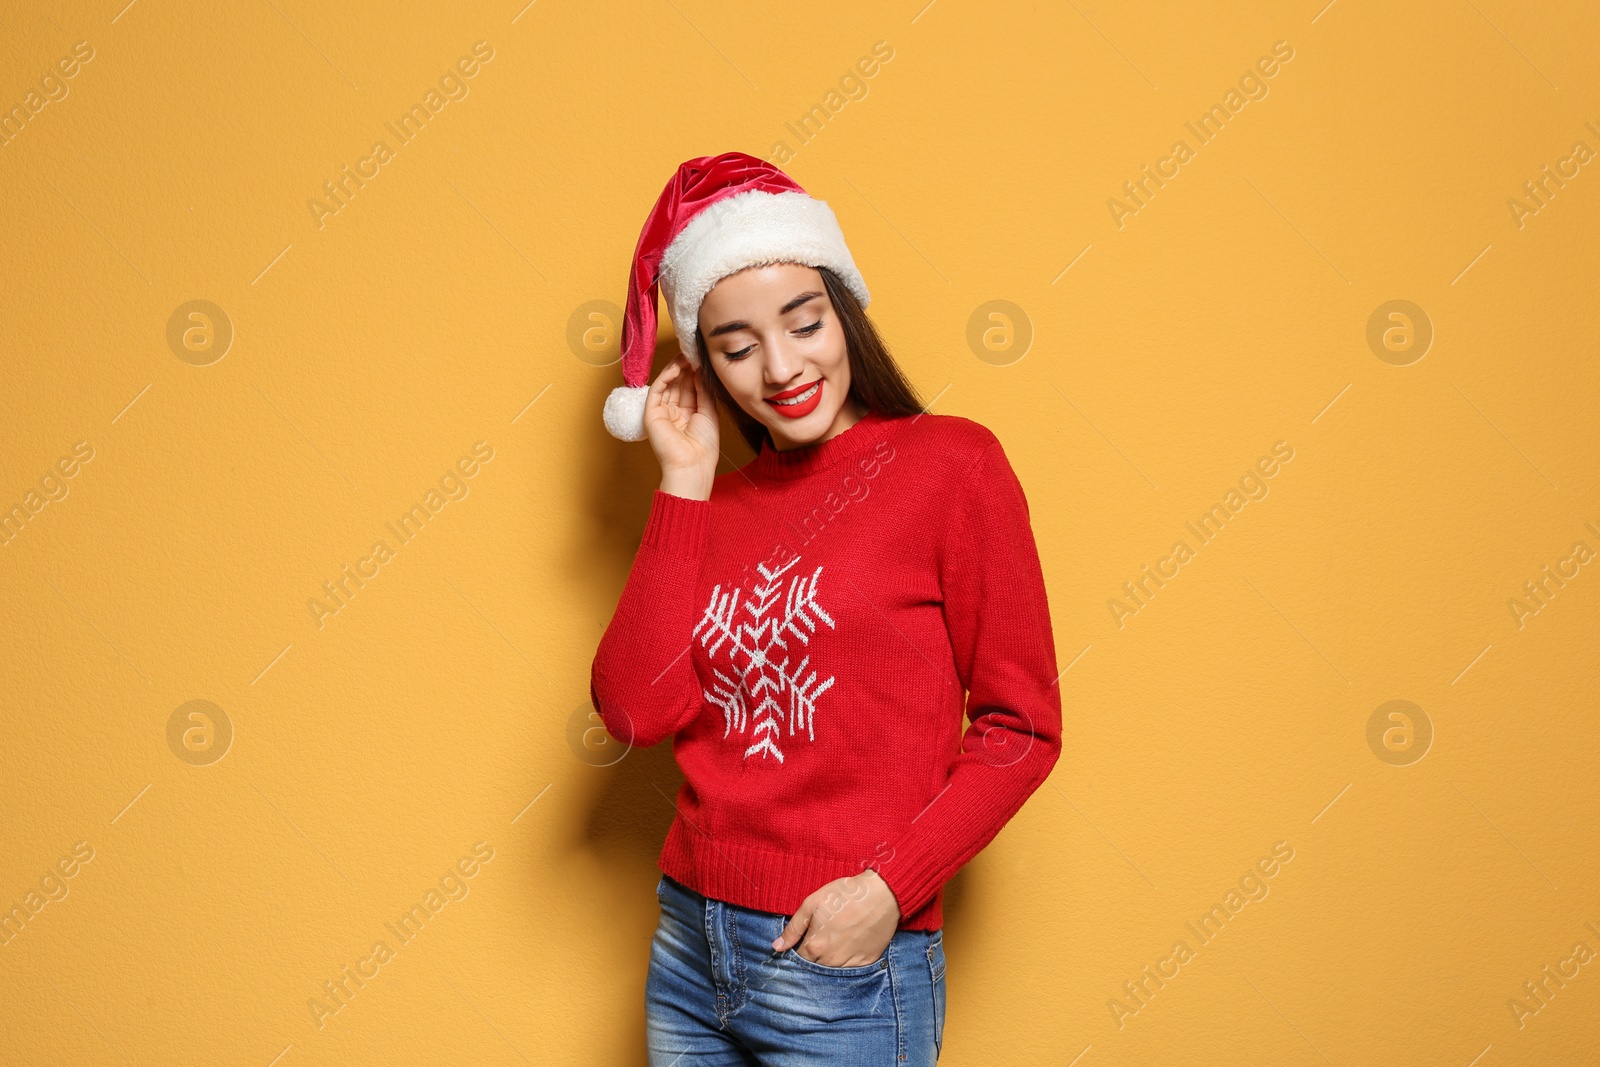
left=748, top=408, right=901, bottom=482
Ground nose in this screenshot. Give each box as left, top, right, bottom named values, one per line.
left=764, top=334, right=803, bottom=386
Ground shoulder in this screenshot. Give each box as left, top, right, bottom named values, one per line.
left=891, top=412, right=1005, bottom=473
left=906, top=416, right=1036, bottom=525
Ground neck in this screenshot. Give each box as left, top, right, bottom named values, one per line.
left=770, top=397, right=869, bottom=453
left=749, top=405, right=901, bottom=483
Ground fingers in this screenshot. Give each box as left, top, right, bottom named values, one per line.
left=675, top=355, right=701, bottom=413
left=648, top=355, right=692, bottom=417
left=669, top=358, right=691, bottom=417
left=690, top=359, right=716, bottom=419
left=646, top=360, right=680, bottom=423
left=772, top=902, right=813, bottom=952
left=644, top=369, right=665, bottom=420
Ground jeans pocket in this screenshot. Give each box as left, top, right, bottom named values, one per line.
left=783, top=942, right=889, bottom=977
left=926, top=933, right=946, bottom=1056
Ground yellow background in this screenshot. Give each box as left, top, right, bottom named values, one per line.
left=2, top=1, right=1597, bottom=1064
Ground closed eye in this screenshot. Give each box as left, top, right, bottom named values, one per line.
left=725, top=321, right=825, bottom=361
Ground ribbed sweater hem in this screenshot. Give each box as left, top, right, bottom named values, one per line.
left=659, top=816, right=944, bottom=931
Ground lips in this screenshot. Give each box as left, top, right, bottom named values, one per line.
left=765, top=379, right=823, bottom=419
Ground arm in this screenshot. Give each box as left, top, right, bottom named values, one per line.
left=589, top=489, right=712, bottom=749
left=869, top=437, right=1064, bottom=920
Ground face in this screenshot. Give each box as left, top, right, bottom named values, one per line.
left=698, top=262, right=865, bottom=451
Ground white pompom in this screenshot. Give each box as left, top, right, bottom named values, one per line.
left=603, top=384, right=650, bottom=442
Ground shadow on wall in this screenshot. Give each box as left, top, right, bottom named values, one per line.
left=562, top=331, right=747, bottom=933
left=584, top=336, right=732, bottom=549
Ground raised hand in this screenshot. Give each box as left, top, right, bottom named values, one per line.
left=645, top=353, right=719, bottom=500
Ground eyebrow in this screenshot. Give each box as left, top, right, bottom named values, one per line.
left=706, top=291, right=824, bottom=339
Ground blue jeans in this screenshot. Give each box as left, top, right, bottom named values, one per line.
left=646, top=873, right=947, bottom=1065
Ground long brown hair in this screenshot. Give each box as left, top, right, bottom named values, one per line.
left=695, top=264, right=925, bottom=456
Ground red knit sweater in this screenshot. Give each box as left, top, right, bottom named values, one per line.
left=590, top=409, right=1062, bottom=930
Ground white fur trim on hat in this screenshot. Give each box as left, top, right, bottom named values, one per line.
left=658, top=189, right=870, bottom=367
left=603, top=384, right=650, bottom=442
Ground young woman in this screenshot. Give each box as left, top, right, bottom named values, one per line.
left=590, top=152, right=1062, bottom=1066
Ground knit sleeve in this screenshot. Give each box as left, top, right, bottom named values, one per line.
left=869, top=437, right=1063, bottom=921
left=589, top=489, right=712, bottom=749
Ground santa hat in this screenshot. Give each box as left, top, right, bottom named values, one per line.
left=603, top=151, right=872, bottom=441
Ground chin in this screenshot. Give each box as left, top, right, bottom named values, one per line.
left=768, top=403, right=839, bottom=445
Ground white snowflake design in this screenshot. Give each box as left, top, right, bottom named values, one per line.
left=691, top=545, right=837, bottom=763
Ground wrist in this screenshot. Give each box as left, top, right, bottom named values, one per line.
left=863, top=867, right=900, bottom=912
left=659, top=471, right=713, bottom=501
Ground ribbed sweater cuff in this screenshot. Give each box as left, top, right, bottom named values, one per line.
left=641, top=489, right=711, bottom=555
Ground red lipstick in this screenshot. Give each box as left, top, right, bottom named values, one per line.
left=764, top=378, right=823, bottom=419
